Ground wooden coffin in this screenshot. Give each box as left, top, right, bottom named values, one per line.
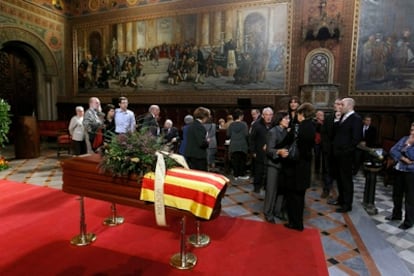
left=61, top=154, right=228, bottom=221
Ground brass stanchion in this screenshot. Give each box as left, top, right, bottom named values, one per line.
left=103, top=203, right=125, bottom=226
left=70, top=196, right=96, bottom=246
left=170, top=216, right=197, bottom=269
left=188, top=220, right=210, bottom=247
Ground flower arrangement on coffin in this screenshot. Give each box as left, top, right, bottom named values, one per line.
left=0, top=99, right=11, bottom=171
left=98, top=129, right=179, bottom=177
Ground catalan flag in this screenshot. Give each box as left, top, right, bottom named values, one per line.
left=140, top=167, right=229, bottom=220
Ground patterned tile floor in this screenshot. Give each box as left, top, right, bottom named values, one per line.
left=0, top=142, right=413, bottom=275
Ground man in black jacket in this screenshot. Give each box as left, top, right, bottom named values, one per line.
left=332, top=98, right=363, bottom=213
left=320, top=99, right=342, bottom=199
left=249, top=107, right=274, bottom=193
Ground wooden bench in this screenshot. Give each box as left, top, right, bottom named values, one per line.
left=37, top=120, right=68, bottom=138
left=61, top=154, right=228, bottom=269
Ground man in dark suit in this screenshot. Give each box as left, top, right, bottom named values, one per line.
left=162, top=119, right=180, bottom=151
left=354, top=115, right=378, bottom=174
left=332, top=98, right=363, bottom=213
left=361, top=115, right=377, bottom=147
left=320, top=99, right=342, bottom=199
left=140, top=104, right=160, bottom=136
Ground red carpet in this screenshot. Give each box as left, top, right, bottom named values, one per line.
left=0, top=180, right=328, bottom=275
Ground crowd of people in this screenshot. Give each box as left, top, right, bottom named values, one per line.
left=66, top=95, right=414, bottom=232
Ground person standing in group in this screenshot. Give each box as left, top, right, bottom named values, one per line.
left=354, top=114, right=378, bottom=175
left=161, top=119, right=180, bottom=151
left=332, top=98, right=363, bottom=213
left=283, top=103, right=316, bottom=231
left=184, top=107, right=211, bottom=171
left=141, top=104, right=160, bottom=136
left=313, top=110, right=324, bottom=175
left=288, top=96, right=301, bottom=129
left=321, top=99, right=342, bottom=199
left=83, top=97, right=103, bottom=153
left=227, top=109, right=249, bottom=180
left=250, top=107, right=274, bottom=193
left=204, top=116, right=217, bottom=172
left=68, top=106, right=86, bottom=156
left=387, top=123, right=414, bottom=230
left=263, top=111, right=290, bottom=223
left=249, top=108, right=262, bottom=179
left=114, top=96, right=136, bottom=134
left=178, top=115, right=194, bottom=156
left=250, top=108, right=261, bottom=132
left=103, top=104, right=115, bottom=143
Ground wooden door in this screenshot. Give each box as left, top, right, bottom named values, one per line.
left=0, top=47, right=37, bottom=117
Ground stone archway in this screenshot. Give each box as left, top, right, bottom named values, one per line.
left=0, top=26, right=59, bottom=120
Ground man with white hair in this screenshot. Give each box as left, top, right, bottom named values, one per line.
left=162, top=119, right=179, bottom=144
left=332, top=98, right=363, bottom=213
left=141, top=104, right=160, bottom=136
left=83, top=97, right=103, bottom=153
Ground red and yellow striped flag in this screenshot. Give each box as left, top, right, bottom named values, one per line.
left=140, top=168, right=229, bottom=220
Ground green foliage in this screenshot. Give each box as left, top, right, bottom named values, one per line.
left=99, top=129, right=178, bottom=177
left=0, top=99, right=12, bottom=148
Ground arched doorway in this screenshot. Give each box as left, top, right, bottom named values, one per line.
left=0, top=43, right=37, bottom=117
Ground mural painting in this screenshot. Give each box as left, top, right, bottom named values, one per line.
left=74, top=2, right=289, bottom=93
left=355, top=0, right=414, bottom=91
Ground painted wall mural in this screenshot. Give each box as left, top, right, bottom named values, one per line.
left=355, top=0, right=414, bottom=91
left=74, top=1, right=290, bottom=94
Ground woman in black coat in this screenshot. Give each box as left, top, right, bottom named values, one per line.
left=283, top=103, right=316, bottom=231
left=184, top=107, right=211, bottom=171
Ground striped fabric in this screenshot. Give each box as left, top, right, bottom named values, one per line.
left=140, top=167, right=229, bottom=220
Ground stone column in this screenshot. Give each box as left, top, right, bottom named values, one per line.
left=200, top=13, right=210, bottom=47
left=117, top=24, right=125, bottom=53
left=125, top=22, right=133, bottom=53
left=212, top=11, right=222, bottom=49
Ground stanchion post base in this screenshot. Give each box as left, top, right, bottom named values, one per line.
left=70, top=233, right=97, bottom=246
left=103, top=216, right=125, bottom=226
left=188, top=234, right=210, bottom=248
left=170, top=252, right=197, bottom=269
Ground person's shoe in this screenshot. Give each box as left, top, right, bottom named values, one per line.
left=238, top=175, right=250, bottom=180
left=265, top=216, right=276, bottom=224
left=385, top=215, right=402, bottom=221
left=336, top=206, right=352, bottom=213
left=398, top=223, right=413, bottom=230
left=327, top=199, right=340, bottom=205
left=320, top=190, right=329, bottom=199
left=284, top=223, right=304, bottom=232
left=276, top=212, right=288, bottom=221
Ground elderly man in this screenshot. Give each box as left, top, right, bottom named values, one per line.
left=249, top=106, right=274, bottom=193
left=141, top=104, right=160, bottom=136
left=83, top=97, right=103, bottom=153
left=162, top=119, right=179, bottom=144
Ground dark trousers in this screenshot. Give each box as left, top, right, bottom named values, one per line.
left=72, top=140, right=87, bottom=156
left=253, top=157, right=266, bottom=189
left=231, top=151, right=247, bottom=177
left=334, top=151, right=354, bottom=208
left=323, top=152, right=334, bottom=192
left=393, top=171, right=414, bottom=226
left=187, top=157, right=207, bottom=171
left=314, top=144, right=323, bottom=173
left=286, top=189, right=306, bottom=228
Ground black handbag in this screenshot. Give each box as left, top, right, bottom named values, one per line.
left=287, top=124, right=299, bottom=160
